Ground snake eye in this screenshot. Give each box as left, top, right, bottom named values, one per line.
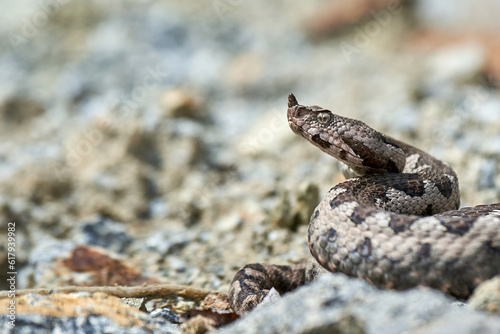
left=317, top=112, right=330, bottom=124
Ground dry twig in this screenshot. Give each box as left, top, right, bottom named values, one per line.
left=0, top=284, right=221, bottom=301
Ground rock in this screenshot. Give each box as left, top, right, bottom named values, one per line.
left=7, top=163, right=74, bottom=204
left=159, top=89, right=203, bottom=120
left=236, top=108, right=290, bottom=157
left=0, top=96, right=45, bottom=126
left=176, top=201, right=203, bottom=227
left=477, top=159, right=497, bottom=190
left=76, top=161, right=152, bottom=222
left=144, top=229, right=194, bottom=256
left=305, top=257, right=329, bottom=283
left=270, top=189, right=293, bottom=229
left=257, top=287, right=281, bottom=308
left=468, top=276, right=500, bottom=314
left=223, top=53, right=263, bottom=89
left=126, top=128, right=162, bottom=167
left=218, top=274, right=500, bottom=334
left=168, top=257, right=188, bottom=273
left=426, top=44, right=485, bottom=84
left=150, top=308, right=181, bottom=324
left=122, top=297, right=147, bottom=311
left=216, top=213, right=243, bottom=232
left=149, top=197, right=169, bottom=218
left=294, top=183, right=320, bottom=227
left=270, top=183, right=319, bottom=230
left=0, top=292, right=179, bottom=334
left=80, top=216, right=132, bottom=253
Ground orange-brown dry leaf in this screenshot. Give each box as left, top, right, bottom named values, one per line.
left=60, top=245, right=159, bottom=286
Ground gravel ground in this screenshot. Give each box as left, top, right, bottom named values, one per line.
left=1, top=0, right=500, bottom=332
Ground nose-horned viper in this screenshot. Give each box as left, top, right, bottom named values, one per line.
left=229, top=94, right=500, bottom=314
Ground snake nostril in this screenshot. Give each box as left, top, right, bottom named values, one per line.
left=291, top=106, right=308, bottom=119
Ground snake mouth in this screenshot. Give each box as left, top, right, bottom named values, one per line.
left=288, top=117, right=363, bottom=166
left=287, top=94, right=307, bottom=135
left=287, top=116, right=308, bottom=140
left=287, top=117, right=301, bottom=135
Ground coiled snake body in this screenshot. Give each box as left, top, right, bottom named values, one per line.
left=229, top=94, right=500, bottom=314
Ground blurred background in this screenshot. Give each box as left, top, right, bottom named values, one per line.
left=1, top=0, right=500, bottom=297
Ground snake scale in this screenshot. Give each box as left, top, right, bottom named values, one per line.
left=229, top=94, right=500, bottom=314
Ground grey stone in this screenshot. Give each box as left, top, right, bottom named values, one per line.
left=80, top=216, right=132, bottom=253
left=150, top=308, right=181, bottom=324
left=270, top=189, right=293, bottom=229
left=258, top=287, right=281, bottom=308
left=294, top=183, right=320, bottom=227
left=121, top=297, right=147, bottom=311
left=144, top=229, right=194, bottom=256
left=477, top=159, right=497, bottom=190
left=0, top=314, right=180, bottom=334
left=218, top=274, right=500, bottom=334
left=468, top=276, right=500, bottom=314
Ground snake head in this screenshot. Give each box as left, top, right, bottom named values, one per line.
left=287, top=94, right=406, bottom=174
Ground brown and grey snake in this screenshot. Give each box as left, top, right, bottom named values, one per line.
left=229, top=94, right=500, bottom=315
